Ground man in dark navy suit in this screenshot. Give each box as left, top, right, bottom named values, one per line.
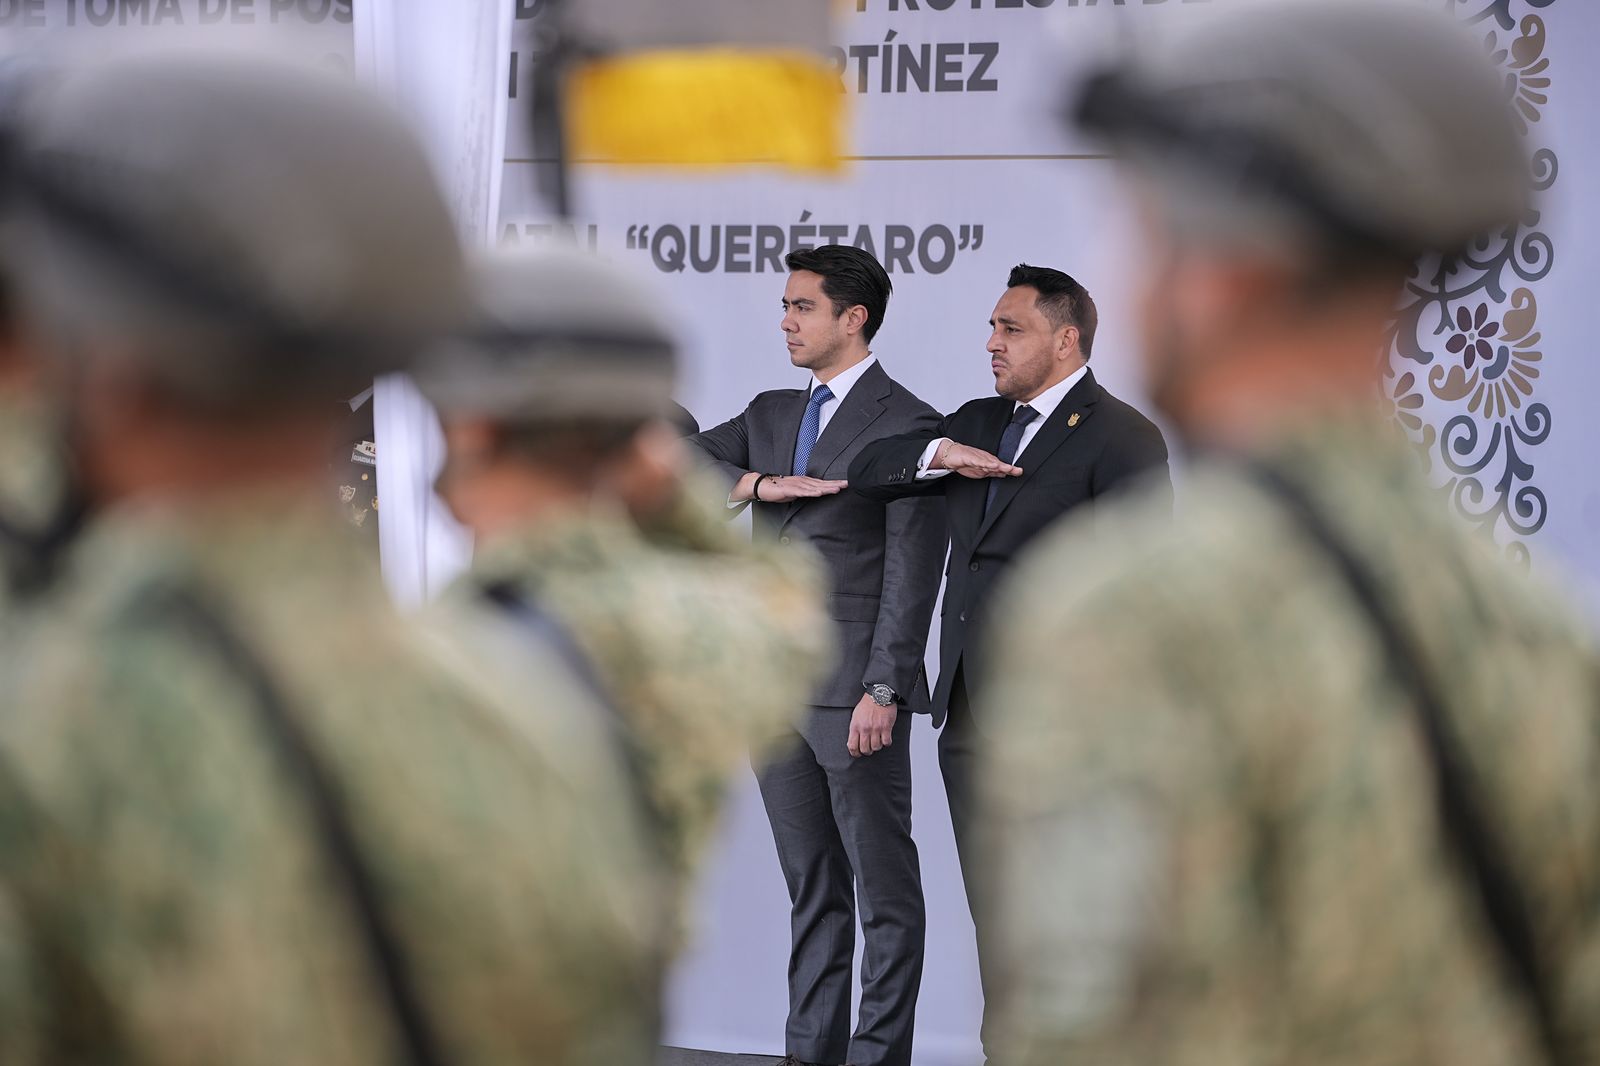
left=691, top=246, right=946, bottom=1066
left=850, top=263, right=1171, bottom=1063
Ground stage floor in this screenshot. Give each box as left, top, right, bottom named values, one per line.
left=659, top=1050, right=778, bottom=1066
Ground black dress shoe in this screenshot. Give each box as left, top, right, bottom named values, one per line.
left=775, top=1057, right=834, bottom=1066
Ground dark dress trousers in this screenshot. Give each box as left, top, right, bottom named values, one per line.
left=690, top=359, right=947, bottom=1066
left=847, top=365, right=1170, bottom=1062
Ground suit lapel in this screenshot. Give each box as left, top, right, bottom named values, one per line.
left=778, top=361, right=891, bottom=528
left=769, top=386, right=810, bottom=476
left=974, top=369, right=1102, bottom=544
left=805, top=362, right=891, bottom=478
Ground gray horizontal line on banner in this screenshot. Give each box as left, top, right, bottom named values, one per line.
left=503, top=153, right=1111, bottom=164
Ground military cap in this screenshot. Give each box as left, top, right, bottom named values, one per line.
left=1073, top=0, right=1530, bottom=263
left=4, top=44, right=467, bottom=406
left=417, top=245, right=678, bottom=426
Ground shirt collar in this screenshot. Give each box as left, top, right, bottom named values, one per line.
left=1017, top=363, right=1088, bottom=422
left=810, top=354, right=878, bottom=405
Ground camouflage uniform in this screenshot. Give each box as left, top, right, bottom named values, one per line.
left=458, top=472, right=830, bottom=941
left=0, top=489, right=663, bottom=1066
left=980, top=419, right=1600, bottom=1066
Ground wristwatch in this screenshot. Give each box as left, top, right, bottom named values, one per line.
left=866, top=683, right=898, bottom=707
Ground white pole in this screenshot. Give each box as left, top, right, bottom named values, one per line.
left=354, top=0, right=516, bottom=606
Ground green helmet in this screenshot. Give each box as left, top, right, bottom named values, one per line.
left=7, top=44, right=468, bottom=407
left=1074, top=0, right=1530, bottom=265
left=417, top=245, right=679, bottom=427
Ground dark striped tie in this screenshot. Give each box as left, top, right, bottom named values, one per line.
left=985, top=404, right=1038, bottom=514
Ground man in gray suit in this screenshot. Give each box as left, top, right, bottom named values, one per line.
left=691, top=246, right=946, bottom=1066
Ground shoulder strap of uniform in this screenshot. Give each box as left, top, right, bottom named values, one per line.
left=139, top=585, right=448, bottom=1066
left=477, top=579, right=670, bottom=855
left=0, top=489, right=88, bottom=602
left=1246, top=460, right=1568, bottom=1066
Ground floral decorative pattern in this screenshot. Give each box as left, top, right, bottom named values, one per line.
left=1445, top=303, right=1500, bottom=370
left=1389, top=0, right=1557, bottom=563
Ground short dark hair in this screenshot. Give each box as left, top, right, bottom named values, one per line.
left=785, top=245, right=893, bottom=342
left=1007, top=263, right=1098, bottom=359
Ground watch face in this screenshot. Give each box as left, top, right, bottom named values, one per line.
left=871, top=684, right=895, bottom=706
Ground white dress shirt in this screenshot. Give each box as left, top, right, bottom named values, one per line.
left=809, top=354, right=878, bottom=436
left=915, top=363, right=1089, bottom=479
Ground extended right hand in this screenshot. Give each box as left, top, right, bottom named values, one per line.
left=759, top=475, right=850, bottom=502
left=737, top=473, right=849, bottom=503
left=931, top=441, right=1023, bottom=480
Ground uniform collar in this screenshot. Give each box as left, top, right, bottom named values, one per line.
left=467, top=504, right=640, bottom=598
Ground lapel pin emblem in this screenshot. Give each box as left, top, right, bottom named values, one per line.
left=1067, top=412, right=1081, bottom=427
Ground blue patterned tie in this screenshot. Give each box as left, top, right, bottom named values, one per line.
left=985, top=403, right=1038, bottom=514
left=792, top=383, right=834, bottom=476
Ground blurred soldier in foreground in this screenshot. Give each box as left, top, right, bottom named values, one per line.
left=0, top=48, right=659, bottom=1065
left=0, top=64, right=73, bottom=610
left=417, top=246, right=829, bottom=947
left=0, top=267, right=73, bottom=608
left=980, top=3, right=1600, bottom=1065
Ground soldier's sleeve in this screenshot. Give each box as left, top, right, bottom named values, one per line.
left=635, top=468, right=756, bottom=556
left=0, top=755, right=101, bottom=1065
left=975, top=515, right=1237, bottom=1066
left=693, top=517, right=832, bottom=759
left=405, top=605, right=669, bottom=1064
left=0, top=618, right=292, bottom=1063
left=635, top=469, right=834, bottom=755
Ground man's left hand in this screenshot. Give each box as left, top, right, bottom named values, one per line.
left=931, top=440, right=1023, bottom=480
left=847, top=693, right=897, bottom=758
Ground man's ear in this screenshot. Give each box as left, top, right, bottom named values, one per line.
left=1056, top=324, right=1081, bottom=360
left=843, top=303, right=869, bottom=337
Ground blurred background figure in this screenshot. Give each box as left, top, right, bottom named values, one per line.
left=978, top=3, right=1600, bottom=1065
left=417, top=245, right=830, bottom=952
left=0, top=45, right=660, bottom=1066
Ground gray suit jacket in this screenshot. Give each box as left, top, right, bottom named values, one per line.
left=690, top=360, right=947, bottom=710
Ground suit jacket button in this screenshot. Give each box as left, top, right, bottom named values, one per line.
left=780, top=536, right=792, bottom=545
left=958, top=611, right=967, bottom=622
left=969, top=562, right=980, bottom=572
